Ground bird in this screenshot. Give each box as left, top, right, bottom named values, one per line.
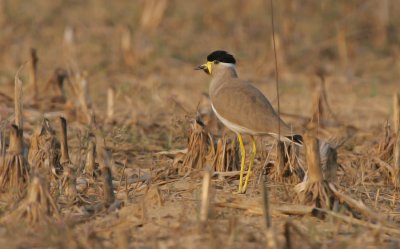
left=196, top=50, right=302, bottom=194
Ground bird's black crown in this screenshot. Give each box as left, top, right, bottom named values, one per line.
left=207, top=50, right=236, bottom=64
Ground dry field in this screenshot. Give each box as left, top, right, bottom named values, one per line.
left=0, top=1, right=400, bottom=248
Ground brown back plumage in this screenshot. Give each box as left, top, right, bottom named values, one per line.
left=209, top=64, right=294, bottom=136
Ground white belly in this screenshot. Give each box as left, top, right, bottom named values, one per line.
left=211, top=104, right=293, bottom=142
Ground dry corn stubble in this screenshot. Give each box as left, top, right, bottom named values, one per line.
left=180, top=118, right=212, bottom=175
left=180, top=116, right=240, bottom=175
left=0, top=125, right=30, bottom=193
left=2, top=175, right=60, bottom=227
left=98, top=144, right=115, bottom=208
left=58, top=117, right=77, bottom=201
left=28, top=118, right=62, bottom=178
left=296, top=134, right=335, bottom=210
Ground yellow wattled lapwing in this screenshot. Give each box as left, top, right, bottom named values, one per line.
left=196, top=50, right=302, bottom=194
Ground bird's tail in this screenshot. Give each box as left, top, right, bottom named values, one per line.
left=268, top=133, right=303, bottom=146
left=285, top=134, right=303, bottom=145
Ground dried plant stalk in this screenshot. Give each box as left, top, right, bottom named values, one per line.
left=59, top=117, right=69, bottom=164
left=323, top=146, right=338, bottom=182
left=265, top=229, right=278, bottom=249
left=309, top=73, right=339, bottom=129
left=98, top=146, right=115, bottom=207
left=296, top=134, right=334, bottom=209
left=0, top=125, right=30, bottom=192
left=60, top=117, right=69, bottom=164
left=107, top=87, right=115, bottom=120
left=376, top=121, right=395, bottom=161
left=2, top=176, right=59, bottom=227
left=284, top=222, right=292, bottom=249
left=68, top=72, right=92, bottom=123
left=62, top=165, right=77, bottom=200
left=120, top=25, right=134, bottom=66
left=394, top=93, right=400, bottom=186
left=0, top=130, right=5, bottom=163
left=336, top=27, right=348, bottom=66
left=261, top=174, right=271, bottom=229
left=307, top=136, right=322, bottom=182
left=59, top=117, right=77, bottom=200
left=200, top=168, right=211, bottom=223
left=140, top=0, right=168, bottom=32
left=85, top=138, right=97, bottom=177
left=28, top=119, right=62, bottom=177
left=45, top=68, right=68, bottom=103
left=29, top=48, right=39, bottom=100
left=275, top=141, right=285, bottom=177
left=394, top=92, right=400, bottom=134
left=394, top=134, right=400, bottom=187
left=311, top=85, right=324, bottom=128
left=14, top=68, right=24, bottom=129
left=371, top=0, right=389, bottom=48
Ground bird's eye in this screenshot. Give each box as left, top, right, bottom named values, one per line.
left=214, top=60, right=219, bottom=64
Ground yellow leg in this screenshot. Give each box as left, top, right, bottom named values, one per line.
left=242, top=136, right=256, bottom=193
left=237, top=133, right=246, bottom=193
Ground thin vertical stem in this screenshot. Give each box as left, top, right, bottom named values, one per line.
left=59, top=117, right=70, bottom=164
left=270, top=0, right=281, bottom=140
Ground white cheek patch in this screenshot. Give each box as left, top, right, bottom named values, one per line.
left=219, top=62, right=236, bottom=69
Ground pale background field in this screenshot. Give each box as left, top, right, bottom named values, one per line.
left=0, top=0, right=399, bottom=248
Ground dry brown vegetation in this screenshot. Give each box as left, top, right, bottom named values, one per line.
left=0, top=0, right=400, bottom=248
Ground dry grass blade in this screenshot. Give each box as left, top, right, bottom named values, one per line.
left=215, top=195, right=313, bottom=216
left=393, top=92, right=400, bottom=186
left=317, top=208, right=400, bottom=236
left=14, top=65, right=24, bottom=129
left=0, top=125, right=30, bottom=193
left=328, top=183, right=384, bottom=223
left=98, top=144, right=115, bottom=207
left=1, top=176, right=59, bottom=227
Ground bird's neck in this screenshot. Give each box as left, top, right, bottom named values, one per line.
left=212, top=63, right=238, bottom=79
left=209, top=64, right=238, bottom=99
